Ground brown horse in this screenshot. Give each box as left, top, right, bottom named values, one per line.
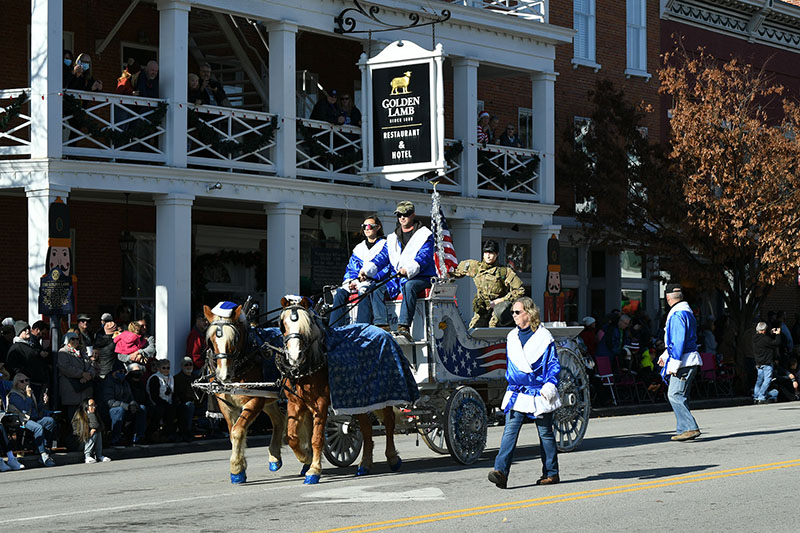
left=277, top=297, right=400, bottom=484
left=204, top=303, right=287, bottom=484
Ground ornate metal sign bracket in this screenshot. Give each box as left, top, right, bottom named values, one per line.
left=334, top=0, right=451, bottom=34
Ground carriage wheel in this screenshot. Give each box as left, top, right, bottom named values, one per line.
left=323, top=411, right=363, bottom=467
left=444, top=386, right=487, bottom=465
left=553, top=346, right=591, bottom=452
left=419, top=424, right=448, bottom=455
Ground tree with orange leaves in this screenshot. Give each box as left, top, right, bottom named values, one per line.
left=559, top=51, right=800, bottom=382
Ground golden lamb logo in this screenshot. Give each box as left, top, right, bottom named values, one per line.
left=390, top=71, right=412, bottom=95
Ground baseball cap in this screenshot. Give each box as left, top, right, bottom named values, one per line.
left=394, top=201, right=415, bottom=215
left=101, top=313, right=114, bottom=322
left=665, top=283, right=682, bottom=295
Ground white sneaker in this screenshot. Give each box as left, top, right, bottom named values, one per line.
left=0, top=460, right=10, bottom=472
left=85, top=457, right=97, bottom=464
left=40, top=454, right=56, bottom=467
left=99, top=456, right=111, bottom=463
left=6, top=456, right=23, bottom=470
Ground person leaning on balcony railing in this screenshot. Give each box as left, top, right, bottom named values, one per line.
left=115, top=58, right=141, bottom=96
left=487, top=115, right=500, bottom=144
left=62, top=50, right=73, bottom=89
left=134, top=60, right=159, bottom=99
left=339, top=93, right=362, bottom=127
left=310, top=88, right=345, bottom=126
left=498, top=123, right=523, bottom=148
left=477, top=111, right=490, bottom=146
left=197, top=63, right=231, bottom=107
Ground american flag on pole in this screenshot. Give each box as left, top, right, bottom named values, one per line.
left=433, top=207, right=458, bottom=277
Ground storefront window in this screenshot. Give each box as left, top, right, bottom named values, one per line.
left=506, top=242, right=530, bottom=273
left=620, top=250, right=645, bottom=278
left=621, top=289, right=645, bottom=315
left=590, top=250, right=605, bottom=278
left=561, top=246, right=578, bottom=276
left=122, top=233, right=155, bottom=320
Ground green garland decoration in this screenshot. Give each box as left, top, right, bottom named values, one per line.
left=297, top=122, right=362, bottom=169
left=0, top=91, right=29, bottom=133
left=188, top=108, right=277, bottom=158
left=62, top=92, right=167, bottom=147
left=192, top=249, right=267, bottom=301
left=478, top=148, right=540, bottom=190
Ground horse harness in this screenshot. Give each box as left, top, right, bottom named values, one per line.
left=274, top=305, right=327, bottom=386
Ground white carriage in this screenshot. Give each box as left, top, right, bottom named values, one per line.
left=322, top=278, right=592, bottom=466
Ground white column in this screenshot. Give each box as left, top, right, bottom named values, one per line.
left=30, top=0, right=63, bottom=159
left=26, top=184, right=71, bottom=324
left=450, top=219, right=484, bottom=324
left=452, top=58, right=479, bottom=197
left=155, top=193, right=194, bottom=368
left=266, top=203, right=302, bottom=307
left=531, top=225, right=560, bottom=311
left=531, top=71, right=557, bottom=204
left=268, top=22, right=298, bottom=179
left=158, top=0, right=189, bottom=167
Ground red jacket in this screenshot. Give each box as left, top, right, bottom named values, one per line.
left=186, top=328, right=205, bottom=369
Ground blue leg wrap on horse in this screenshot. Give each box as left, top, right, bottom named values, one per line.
left=304, top=474, right=320, bottom=485
left=269, top=459, right=282, bottom=472
left=230, top=471, right=247, bottom=484
left=356, top=466, right=370, bottom=476
left=300, top=464, right=310, bottom=476
left=389, top=456, right=402, bottom=472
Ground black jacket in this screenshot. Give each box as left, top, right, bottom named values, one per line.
left=94, top=330, right=118, bottom=377
left=103, top=375, right=136, bottom=411
left=753, top=333, right=780, bottom=366
left=6, top=341, right=50, bottom=384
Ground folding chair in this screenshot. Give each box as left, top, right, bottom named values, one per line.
left=595, top=356, right=618, bottom=406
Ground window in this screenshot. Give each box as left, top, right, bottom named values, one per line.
left=122, top=233, right=155, bottom=321
left=561, top=246, right=579, bottom=276
left=626, top=0, right=648, bottom=78
left=574, top=116, right=597, bottom=214
left=573, top=0, right=598, bottom=69
left=590, top=250, right=606, bottom=278
left=518, top=107, right=533, bottom=149
left=621, top=289, right=646, bottom=315
left=620, top=250, right=645, bottom=278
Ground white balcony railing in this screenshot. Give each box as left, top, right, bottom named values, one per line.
left=296, top=118, right=365, bottom=184
left=187, top=104, right=277, bottom=173
left=0, top=88, right=31, bottom=156
left=477, top=144, right=540, bottom=200
left=62, top=90, right=167, bottom=163
left=453, top=0, right=547, bottom=22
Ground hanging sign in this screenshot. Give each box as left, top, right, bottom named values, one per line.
left=359, top=40, right=445, bottom=182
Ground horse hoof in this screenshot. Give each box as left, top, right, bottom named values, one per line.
left=389, top=457, right=403, bottom=472
left=303, top=474, right=320, bottom=485
left=269, top=459, right=283, bottom=472
left=299, top=464, right=310, bottom=477
left=230, top=471, right=247, bottom=484
left=356, top=466, right=370, bottom=477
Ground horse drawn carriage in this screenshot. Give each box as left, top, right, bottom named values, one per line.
left=320, top=278, right=593, bottom=467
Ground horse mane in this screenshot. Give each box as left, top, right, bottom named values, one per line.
left=207, top=312, right=256, bottom=379
left=279, top=306, right=326, bottom=371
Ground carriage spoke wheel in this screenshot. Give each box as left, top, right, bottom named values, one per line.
left=553, top=346, right=591, bottom=452
left=444, top=386, right=487, bottom=465
left=419, top=423, right=448, bottom=455
left=323, top=411, right=363, bottom=467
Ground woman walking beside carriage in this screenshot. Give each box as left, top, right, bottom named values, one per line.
left=488, top=297, right=561, bottom=489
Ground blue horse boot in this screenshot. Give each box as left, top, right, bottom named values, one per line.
left=299, top=464, right=310, bottom=477
left=389, top=457, right=403, bottom=472
left=304, top=474, right=321, bottom=485
left=269, top=458, right=283, bottom=472
left=356, top=465, right=371, bottom=476
left=230, top=471, right=247, bottom=484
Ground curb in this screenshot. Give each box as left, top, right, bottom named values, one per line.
left=16, top=435, right=274, bottom=469
left=590, top=396, right=753, bottom=418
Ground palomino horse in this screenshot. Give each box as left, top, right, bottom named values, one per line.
left=276, top=297, right=401, bottom=484
left=204, top=302, right=287, bottom=484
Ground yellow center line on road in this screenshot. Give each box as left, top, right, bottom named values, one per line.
left=313, top=459, right=800, bottom=533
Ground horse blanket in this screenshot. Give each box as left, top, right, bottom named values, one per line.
left=257, top=324, right=419, bottom=415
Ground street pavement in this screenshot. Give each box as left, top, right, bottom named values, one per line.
left=1, top=401, right=798, bottom=532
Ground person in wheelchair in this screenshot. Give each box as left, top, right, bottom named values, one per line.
left=328, top=214, right=391, bottom=329
left=452, top=240, right=524, bottom=329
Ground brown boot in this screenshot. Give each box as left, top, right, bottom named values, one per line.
left=536, top=474, right=560, bottom=485
left=396, top=325, right=413, bottom=340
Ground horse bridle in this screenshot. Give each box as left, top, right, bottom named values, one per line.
left=207, top=319, right=243, bottom=362
left=276, top=305, right=326, bottom=381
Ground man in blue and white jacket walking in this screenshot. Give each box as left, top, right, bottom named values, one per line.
left=658, top=284, right=702, bottom=442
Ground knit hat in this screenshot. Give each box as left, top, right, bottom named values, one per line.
left=63, top=331, right=79, bottom=345
left=101, top=313, right=114, bottom=322
left=14, top=320, right=30, bottom=336
left=211, top=301, right=237, bottom=318
left=482, top=240, right=499, bottom=254
left=581, top=316, right=596, bottom=327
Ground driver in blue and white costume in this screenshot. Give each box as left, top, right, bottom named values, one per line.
left=328, top=215, right=392, bottom=328
left=488, top=297, right=561, bottom=489
left=359, top=200, right=436, bottom=340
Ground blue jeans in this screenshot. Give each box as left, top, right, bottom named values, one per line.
left=84, top=431, right=103, bottom=459
left=109, top=405, right=148, bottom=444
left=176, top=401, right=196, bottom=438
left=753, top=364, right=774, bottom=401
left=329, top=284, right=387, bottom=327
left=398, top=278, right=431, bottom=327
left=24, top=416, right=57, bottom=454
left=493, top=410, right=558, bottom=478
left=667, top=365, right=699, bottom=433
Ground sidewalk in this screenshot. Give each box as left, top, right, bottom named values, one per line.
left=15, top=396, right=756, bottom=469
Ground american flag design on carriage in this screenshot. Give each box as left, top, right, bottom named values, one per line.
left=432, top=309, right=508, bottom=380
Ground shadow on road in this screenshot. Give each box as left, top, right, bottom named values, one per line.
left=575, top=464, right=718, bottom=483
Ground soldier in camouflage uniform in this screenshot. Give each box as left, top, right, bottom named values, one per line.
left=452, top=240, right=525, bottom=328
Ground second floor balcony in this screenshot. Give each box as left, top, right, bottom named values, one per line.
left=1, top=88, right=543, bottom=202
